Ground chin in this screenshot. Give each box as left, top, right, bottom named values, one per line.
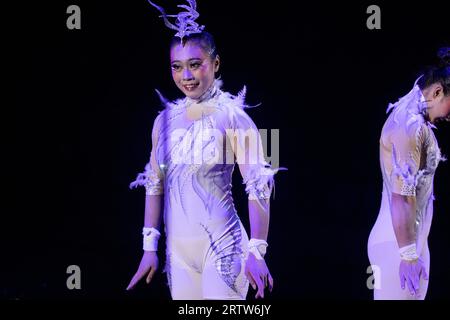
left=186, top=89, right=206, bottom=100
left=185, top=91, right=201, bottom=99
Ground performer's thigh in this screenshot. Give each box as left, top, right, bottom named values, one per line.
left=169, top=257, right=203, bottom=300
left=202, top=254, right=249, bottom=300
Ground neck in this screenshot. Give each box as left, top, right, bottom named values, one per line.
left=188, top=80, right=218, bottom=104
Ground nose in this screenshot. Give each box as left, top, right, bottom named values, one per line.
left=182, top=68, right=194, bottom=81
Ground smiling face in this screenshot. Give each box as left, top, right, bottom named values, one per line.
left=170, top=41, right=220, bottom=100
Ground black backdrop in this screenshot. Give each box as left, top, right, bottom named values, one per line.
left=6, top=0, right=449, bottom=301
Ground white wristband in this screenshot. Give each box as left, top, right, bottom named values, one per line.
left=248, top=238, right=268, bottom=260
left=142, top=227, right=161, bottom=252
left=399, top=243, right=419, bottom=261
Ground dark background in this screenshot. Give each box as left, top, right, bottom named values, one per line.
left=5, top=0, right=449, bottom=301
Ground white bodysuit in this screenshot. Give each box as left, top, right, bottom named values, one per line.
left=367, top=81, right=444, bottom=299
left=131, top=80, right=279, bottom=299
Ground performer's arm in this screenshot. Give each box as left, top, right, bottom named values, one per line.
left=127, top=113, right=165, bottom=290
left=144, top=194, right=163, bottom=230
left=384, top=124, right=428, bottom=296
left=386, top=124, right=423, bottom=250
left=248, top=198, right=269, bottom=241
left=228, top=113, right=276, bottom=298
left=391, top=193, right=416, bottom=247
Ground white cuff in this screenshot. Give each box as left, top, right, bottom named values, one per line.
left=399, top=243, right=419, bottom=261
left=142, top=227, right=161, bottom=252
left=248, top=238, right=268, bottom=260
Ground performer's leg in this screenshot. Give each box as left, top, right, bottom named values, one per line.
left=202, top=251, right=249, bottom=300
left=167, top=252, right=203, bottom=300
left=202, top=222, right=249, bottom=300
left=165, top=238, right=204, bottom=300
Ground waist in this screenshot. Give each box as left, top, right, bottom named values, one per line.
left=165, top=208, right=241, bottom=238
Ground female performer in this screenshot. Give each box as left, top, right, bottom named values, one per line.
left=126, top=0, right=284, bottom=300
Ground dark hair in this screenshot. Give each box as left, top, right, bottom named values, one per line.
left=169, top=31, right=218, bottom=60
left=417, top=47, right=450, bottom=95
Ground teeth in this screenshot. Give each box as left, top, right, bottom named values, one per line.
left=184, top=84, right=198, bottom=91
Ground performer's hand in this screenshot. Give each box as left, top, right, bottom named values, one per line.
left=399, top=257, right=428, bottom=298
left=244, top=252, right=273, bottom=299
left=126, top=251, right=159, bottom=290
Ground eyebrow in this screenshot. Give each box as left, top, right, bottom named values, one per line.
left=171, top=58, right=203, bottom=63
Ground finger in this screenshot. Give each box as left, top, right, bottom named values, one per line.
left=255, top=284, right=264, bottom=299
left=126, top=275, right=139, bottom=291
left=260, top=274, right=267, bottom=288
left=421, top=266, right=429, bottom=281
left=254, top=275, right=265, bottom=299
left=257, top=288, right=264, bottom=299
left=252, top=275, right=264, bottom=299
left=268, top=273, right=274, bottom=292
left=406, top=276, right=415, bottom=296
left=146, top=267, right=156, bottom=284
left=412, top=274, right=420, bottom=296
left=246, top=272, right=257, bottom=290
left=130, top=269, right=148, bottom=289
left=400, top=272, right=406, bottom=290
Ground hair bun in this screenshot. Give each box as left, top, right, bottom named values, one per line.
left=437, top=47, right=450, bottom=67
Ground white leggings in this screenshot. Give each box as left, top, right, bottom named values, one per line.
left=164, top=222, right=250, bottom=300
